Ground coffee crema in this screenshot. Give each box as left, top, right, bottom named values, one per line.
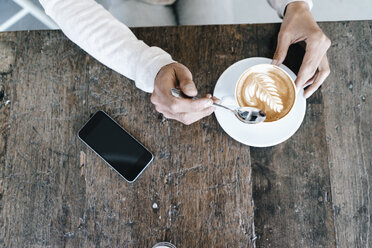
left=236, top=64, right=295, bottom=122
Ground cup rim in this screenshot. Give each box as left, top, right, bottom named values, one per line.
left=152, top=242, right=177, bottom=248
left=234, top=63, right=297, bottom=124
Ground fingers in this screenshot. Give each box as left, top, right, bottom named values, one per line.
left=303, top=74, right=316, bottom=88
left=206, top=93, right=221, bottom=104
left=295, top=33, right=331, bottom=90
left=211, top=96, right=221, bottom=104
left=153, top=62, right=218, bottom=125
left=168, top=96, right=213, bottom=113
left=154, top=93, right=215, bottom=125
left=160, top=106, right=215, bottom=125
left=303, top=55, right=330, bottom=98
left=272, top=32, right=292, bottom=66
left=176, top=65, right=198, bottom=97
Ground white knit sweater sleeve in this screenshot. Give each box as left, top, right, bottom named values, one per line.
left=267, top=0, right=313, bottom=17
left=39, top=0, right=175, bottom=93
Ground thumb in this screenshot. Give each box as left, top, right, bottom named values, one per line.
left=272, top=33, right=291, bottom=66
left=176, top=65, right=198, bottom=97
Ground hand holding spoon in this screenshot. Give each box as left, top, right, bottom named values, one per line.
left=171, top=88, right=266, bottom=124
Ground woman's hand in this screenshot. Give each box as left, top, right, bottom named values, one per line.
left=151, top=63, right=216, bottom=125
left=273, top=2, right=331, bottom=98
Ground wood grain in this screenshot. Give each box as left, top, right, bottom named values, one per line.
left=0, top=31, right=89, bottom=247
left=320, top=21, right=372, bottom=248
left=0, top=35, right=15, bottom=248
left=250, top=24, right=336, bottom=248
left=76, top=25, right=256, bottom=248
left=0, top=26, right=257, bottom=247
left=0, top=21, right=371, bottom=248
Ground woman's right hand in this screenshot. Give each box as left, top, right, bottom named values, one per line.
left=151, top=63, right=217, bottom=125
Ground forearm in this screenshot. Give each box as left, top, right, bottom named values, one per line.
left=267, top=0, right=313, bottom=17
left=39, top=0, right=174, bottom=93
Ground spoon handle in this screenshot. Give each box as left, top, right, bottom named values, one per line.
left=171, top=88, right=235, bottom=113
left=212, top=103, right=235, bottom=113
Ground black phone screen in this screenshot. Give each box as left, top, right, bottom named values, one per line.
left=78, top=111, right=153, bottom=182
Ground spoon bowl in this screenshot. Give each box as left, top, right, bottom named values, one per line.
left=235, top=106, right=266, bottom=124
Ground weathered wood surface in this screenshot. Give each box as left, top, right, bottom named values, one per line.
left=0, top=21, right=371, bottom=248
left=251, top=24, right=336, bottom=247
left=320, top=21, right=372, bottom=248
left=0, top=27, right=255, bottom=247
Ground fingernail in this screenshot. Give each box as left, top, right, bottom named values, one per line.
left=206, top=94, right=212, bottom=98
left=271, top=59, right=278, bottom=65
left=204, top=99, right=213, bottom=107
left=303, top=90, right=310, bottom=98
left=185, top=83, right=195, bottom=91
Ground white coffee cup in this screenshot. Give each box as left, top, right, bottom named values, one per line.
left=221, top=63, right=298, bottom=126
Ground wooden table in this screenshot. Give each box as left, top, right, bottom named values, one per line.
left=0, top=21, right=371, bottom=248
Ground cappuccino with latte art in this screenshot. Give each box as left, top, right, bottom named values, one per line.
left=236, top=64, right=296, bottom=122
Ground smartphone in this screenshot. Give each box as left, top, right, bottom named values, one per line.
left=78, top=110, right=154, bottom=183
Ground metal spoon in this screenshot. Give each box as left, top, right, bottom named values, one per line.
left=171, top=88, right=266, bottom=124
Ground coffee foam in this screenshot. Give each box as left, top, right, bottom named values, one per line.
left=236, top=64, right=295, bottom=122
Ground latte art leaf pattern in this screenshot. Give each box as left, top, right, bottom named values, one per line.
left=246, top=74, right=284, bottom=113
left=236, top=64, right=296, bottom=122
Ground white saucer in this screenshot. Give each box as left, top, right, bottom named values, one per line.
left=213, top=57, right=306, bottom=147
